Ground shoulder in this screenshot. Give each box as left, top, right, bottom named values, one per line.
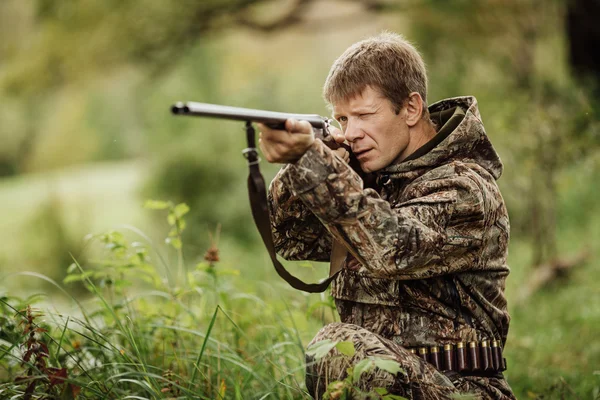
left=399, top=161, right=506, bottom=221
left=405, top=161, right=486, bottom=199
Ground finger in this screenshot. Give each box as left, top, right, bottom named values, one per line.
left=285, top=119, right=312, bottom=134
left=333, top=148, right=349, bottom=162
left=329, top=125, right=346, bottom=144
left=257, top=123, right=286, bottom=144
left=256, top=122, right=270, bottom=134
left=259, top=137, right=278, bottom=163
left=296, top=120, right=313, bottom=134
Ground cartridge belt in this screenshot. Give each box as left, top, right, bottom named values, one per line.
left=408, top=339, right=507, bottom=376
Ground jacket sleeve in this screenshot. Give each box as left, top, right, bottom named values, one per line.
left=268, top=164, right=333, bottom=261
left=279, top=139, right=492, bottom=279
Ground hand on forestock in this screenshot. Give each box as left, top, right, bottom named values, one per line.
left=257, top=119, right=315, bottom=164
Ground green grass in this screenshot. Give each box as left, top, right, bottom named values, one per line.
left=0, top=231, right=325, bottom=398
left=0, top=161, right=599, bottom=399
left=504, top=223, right=600, bottom=399
left=502, top=160, right=600, bottom=399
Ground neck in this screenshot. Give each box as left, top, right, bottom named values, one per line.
left=395, top=120, right=437, bottom=163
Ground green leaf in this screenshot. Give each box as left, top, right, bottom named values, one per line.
left=196, top=262, right=210, bottom=271
left=67, top=263, right=78, bottom=273
left=335, top=341, right=355, bottom=357
left=167, top=213, right=176, bottom=226
left=373, top=358, right=404, bottom=375
left=166, top=237, right=182, bottom=249
left=352, top=358, right=374, bottom=383
left=306, top=339, right=338, bottom=361
left=63, top=274, right=83, bottom=284
left=374, top=388, right=388, bottom=395
left=63, top=271, right=94, bottom=284
left=113, top=279, right=132, bottom=288
left=144, top=200, right=170, bottom=209
left=174, top=203, right=190, bottom=217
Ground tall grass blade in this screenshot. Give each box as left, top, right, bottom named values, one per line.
left=190, top=305, right=219, bottom=387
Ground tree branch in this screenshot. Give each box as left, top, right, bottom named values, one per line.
left=236, top=0, right=315, bottom=32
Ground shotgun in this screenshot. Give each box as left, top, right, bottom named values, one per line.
left=171, top=101, right=348, bottom=152
left=170, top=101, right=370, bottom=293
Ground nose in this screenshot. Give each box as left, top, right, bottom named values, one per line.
left=343, top=120, right=363, bottom=143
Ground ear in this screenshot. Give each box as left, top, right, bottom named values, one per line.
left=405, top=92, right=424, bottom=127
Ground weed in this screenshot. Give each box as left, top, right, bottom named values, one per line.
left=0, top=201, right=322, bottom=398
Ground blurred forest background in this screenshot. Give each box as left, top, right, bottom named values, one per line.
left=0, top=0, right=599, bottom=398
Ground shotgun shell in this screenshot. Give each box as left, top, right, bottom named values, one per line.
left=429, top=346, right=441, bottom=369
left=418, top=347, right=428, bottom=362
left=468, top=341, right=480, bottom=371
left=497, top=342, right=507, bottom=371
left=457, top=342, right=467, bottom=372
left=409, top=348, right=417, bottom=354
left=480, top=340, right=491, bottom=371
left=491, top=340, right=500, bottom=370
left=486, top=341, right=494, bottom=370
left=443, top=344, right=455, bottom=371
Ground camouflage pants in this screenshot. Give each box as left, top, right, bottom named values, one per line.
left=305, top=323, right=516, bottom=400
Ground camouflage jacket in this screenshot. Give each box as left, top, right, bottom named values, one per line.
left=268, top=96, right=511, bottom=348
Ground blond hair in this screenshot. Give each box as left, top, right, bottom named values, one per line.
left=323, top=32, right=428, bottom=116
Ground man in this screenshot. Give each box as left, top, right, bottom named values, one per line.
left=259, top=32, right=515, bottom=399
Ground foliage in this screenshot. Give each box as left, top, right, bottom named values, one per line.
left=306, top=339, right=407, bottom=400
left=12, top=306, right=81, bottom=399
left=0, top=0, right=599, bottom=398
left=0, top=0, right=279, bottom=96
left=0, top=202, right=319, bottom=398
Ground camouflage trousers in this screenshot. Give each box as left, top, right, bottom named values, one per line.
left=305, top=323, right=516, bottom=400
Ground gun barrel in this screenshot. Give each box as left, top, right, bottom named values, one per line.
left=171, top=101, right=327, bottom=130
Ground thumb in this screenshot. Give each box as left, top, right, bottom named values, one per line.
left=329, top=125, right=346, bottom=144
left=285, top=118, right=312, bottom=134
left=333, top=147, right=350, bottom=162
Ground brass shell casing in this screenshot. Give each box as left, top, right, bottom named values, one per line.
left=468, top=341, right=480, bottom=371
left=456, top=342, right=467, bottom=371
left=443, top=344, right=455, bottom=371
left=480, top=340, right=491, bottom=371
left=491, top=340, right=500, bottom=370
left=418, top=347, right=428, bottom=361
left=429, top=346, right=441, bottom=369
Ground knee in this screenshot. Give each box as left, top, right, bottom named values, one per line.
left=305, top=323, right=415, bottom=398
left=305, top=323, right=376, bottom=398
left=308, top=322, right=365, bottom=347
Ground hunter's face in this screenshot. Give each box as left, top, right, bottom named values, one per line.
left=333, top=86, right=410, bottom=173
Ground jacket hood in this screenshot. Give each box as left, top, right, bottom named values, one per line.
left=380, top=96, right=503, bottom=181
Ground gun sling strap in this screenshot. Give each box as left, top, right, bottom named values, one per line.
left=243, top=122, right=341, bottom=293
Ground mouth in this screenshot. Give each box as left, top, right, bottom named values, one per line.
left=354, top=149, right=371, bottom=159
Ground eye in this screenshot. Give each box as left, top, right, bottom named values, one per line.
left=338, top=116, right=348, bottom=123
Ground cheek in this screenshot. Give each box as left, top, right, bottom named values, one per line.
left=384, top=130, right=407, bottom=159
